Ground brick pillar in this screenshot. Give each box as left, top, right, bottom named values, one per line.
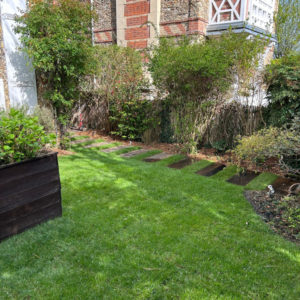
left=116, top=0, right=160, bottom=49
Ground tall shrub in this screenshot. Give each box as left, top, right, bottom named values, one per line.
left=149, top=33, right=266, bottom=153
left=79, top=45, right=151, bottom=140
left=264, top=53, right=300, bottom=127
left=15, top=0, right=94, bottom=148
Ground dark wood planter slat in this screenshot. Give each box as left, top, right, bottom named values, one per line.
left=0, top=168, right=60, bottom=199
left=0, top=152, right=62, bottom=242
left=0, top=191, right=61, bottom=226
left=0, top=203, right=62, bottom=241
left=0, top=153, right=58, bottom=180
left=0, top=180, right=60, bottom=213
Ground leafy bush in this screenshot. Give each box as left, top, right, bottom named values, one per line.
left=264, top=54, right=300, bottom=127
left=109, top=99, right=153, bottom=140
left=149, top=33, right=266, bottom=153
left=233, top=119, right=300, bottom=177
left=15, top=0, right=94, bottom=146
left=33, top=105, right=55, bottom=132
left=0, top=109, right=54, bottom=165
left=79, top=45, right=152, bottom=140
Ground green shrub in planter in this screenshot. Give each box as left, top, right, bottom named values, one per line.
left=0, top=109, right=55, bottom=165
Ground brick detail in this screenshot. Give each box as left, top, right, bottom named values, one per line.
left=94, top=31, right=113, bottom=44
left=160, top=18, right=207, bottom=37
left=127, top=15, right=148, bottom=27
left=189, top=19, right=206, bottom=33
left=124, top=1, right=150, bottom=17
left=125, top=26, right=150, bottom=40
left=127, top=40, right=147, bottom=49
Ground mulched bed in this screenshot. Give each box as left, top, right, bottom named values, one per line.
left=244, top=190, right=300, bottom=244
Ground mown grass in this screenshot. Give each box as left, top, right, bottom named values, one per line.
left=0, top=147, right=299, bottom=299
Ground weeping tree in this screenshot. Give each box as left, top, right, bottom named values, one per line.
left=15, top=0, right=94, bottom=148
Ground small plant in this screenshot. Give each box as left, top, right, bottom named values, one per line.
left=276, top=196, right=300, bottom=238
left=109, top=99, right=153, bottom=141
left=33, top=105, right=55, bottom=132
left=233, top=121, right=300, bottom=177
left=0, top=109, right=55, bottom=165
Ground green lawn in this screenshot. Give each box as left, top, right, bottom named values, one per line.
left=0, top=147, right=299, bottom=299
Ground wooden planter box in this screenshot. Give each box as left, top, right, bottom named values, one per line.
left=0, top=152, right=62, bottom=242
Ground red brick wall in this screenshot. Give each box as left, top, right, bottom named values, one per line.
left=160, top=17, right=207, bottom=37
left=124, top=0, right=150, bottom=49
left=127, top=15, right=148, bottom=27
left=124, top=1, right=150, bottom=17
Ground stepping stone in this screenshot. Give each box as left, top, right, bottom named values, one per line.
left=120, top=149, right=149, bottom=158
left=196, top=163, right=226, bottom=177
left=85, top=142, right=110, bottom=148
left=271, top=177, right=299, bottom=195
left=102, top=145, right=130, bottom=153
left=168, top=157, right=196, bottom=169
left=227, top=170, right=260, bottom=186
left=144, top=152, right=173, bottom=162
left=71, top=138, right=93, bottom=144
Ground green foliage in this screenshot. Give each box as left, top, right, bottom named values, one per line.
left=265, top=54, right=300, bottom=127
left=149, top=33, right=266, bottom=97
left=233, top=120, right=300, bottom=176
left=159, top=100, right=175, bottom=143
left=275, top=0, right=300, bottom=57
left=109, top=99, right=153, bottom=141
left=0, top=109, right=54, bottom=165
left=15, top=0, right=94, bottom=146
left=271, top=196, right=300, bottom=240
left=80, top=45, right=152, bottom=140
left=32, top=105, right=55, bottom=132
left=149, top=33, right=266, bottom=153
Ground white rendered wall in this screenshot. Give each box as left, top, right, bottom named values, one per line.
left=0, top=0, right=37, bottom=110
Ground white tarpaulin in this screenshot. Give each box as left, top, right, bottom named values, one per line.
left=0, top=0, right=37, bottom=109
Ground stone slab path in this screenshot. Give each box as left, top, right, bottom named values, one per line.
left=168, top=158, right=197, bottom=169
left=85, top=142, right=110, bottom=149
left=71, top=138, right=93, bottom=145
left=196, top=163, right=226, bottom=177
left=227, top=171, right=260, bottom=186
left=102, top=145, right=131, bottom=153
left=70, top=130, right=296, bottom=192
left=120, top=149, right=149, bottom=158
left=144, top=152, right=173, bottom=162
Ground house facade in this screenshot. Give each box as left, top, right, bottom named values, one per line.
left=0, top=0, right=277, bottom=110
left=93, top=0, right=277, bottom=48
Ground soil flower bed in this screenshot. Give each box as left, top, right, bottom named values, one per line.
left=245, top=190, right=300, bottom=244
